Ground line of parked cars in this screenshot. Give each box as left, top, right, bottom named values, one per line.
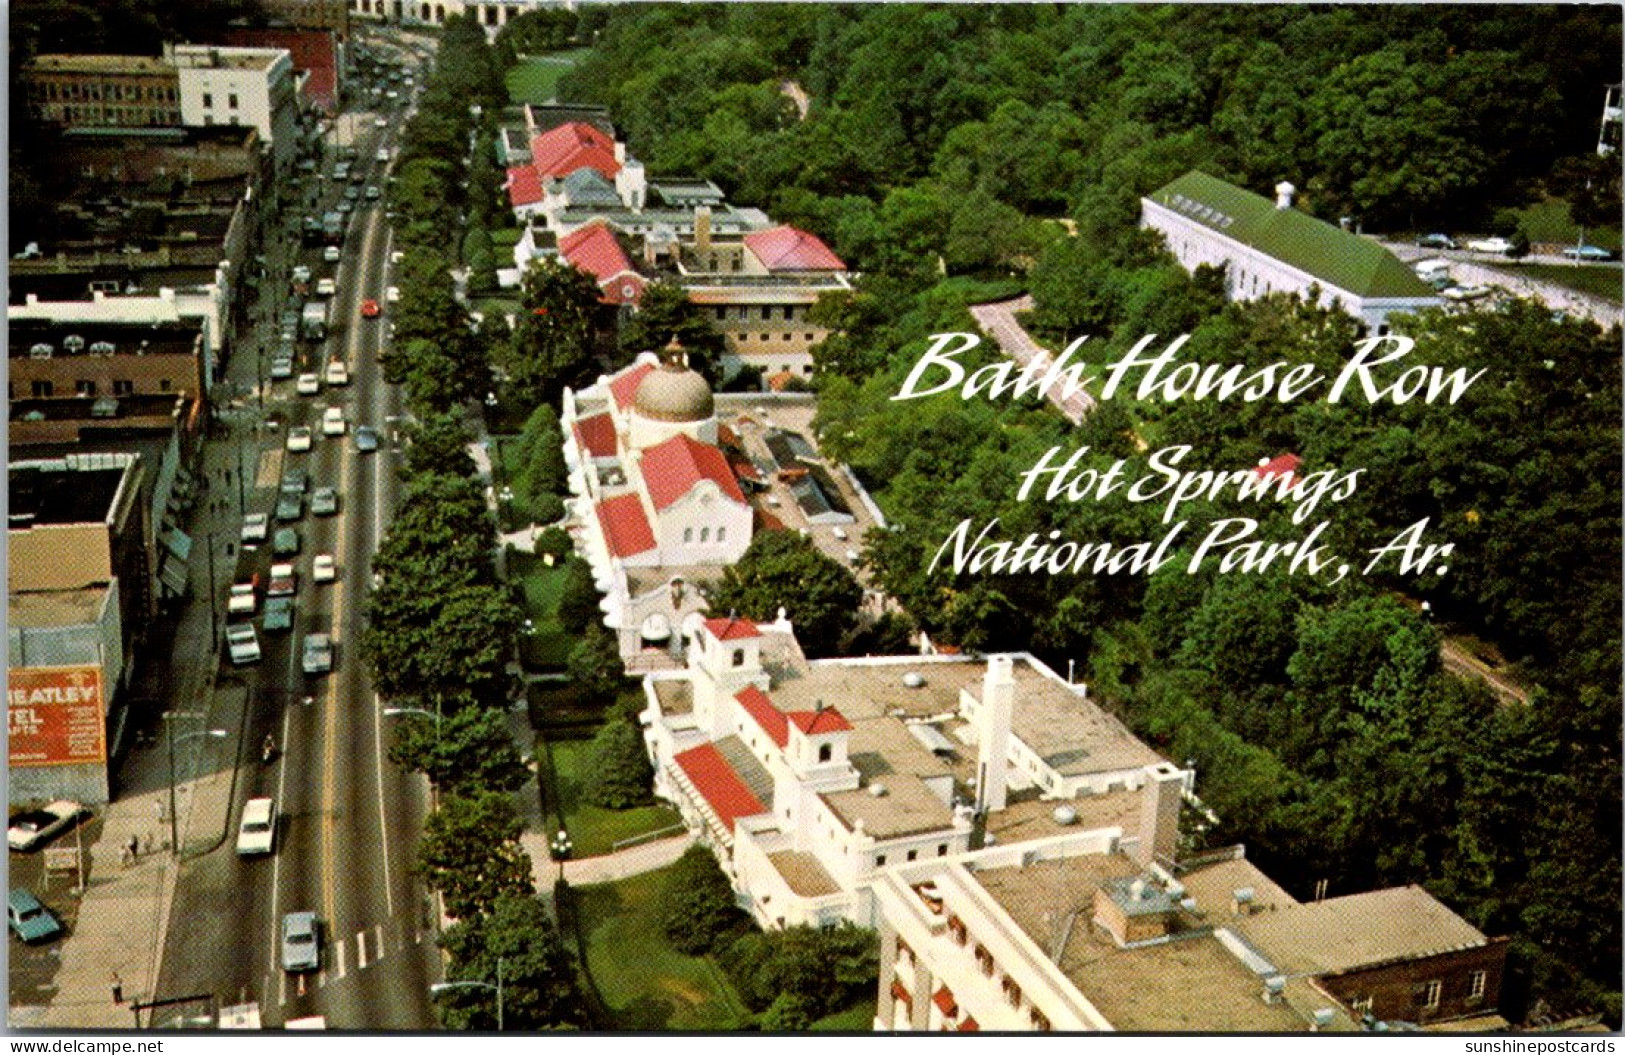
left=10, top=801, right=90, bottom=945
left=1418, top=232, right=1618, bottom=261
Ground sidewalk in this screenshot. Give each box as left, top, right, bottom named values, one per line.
left=967, top=296, right=1096, bottom=423
left=522, top=831, right=696, bottom=891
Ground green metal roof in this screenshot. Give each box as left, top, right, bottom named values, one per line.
left=1148, top=171, right=1435, bottom=299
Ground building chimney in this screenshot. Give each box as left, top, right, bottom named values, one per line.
left=1274, top=181, right=1295, bottom=210
left=1132, top=763, right=1185, bottom=868
left=693, top=205, right=712, bottom=256
left=975, top=656, right=1014, bottom=813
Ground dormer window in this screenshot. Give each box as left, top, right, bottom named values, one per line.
left=30, top=343, right=53, bottom=358
left=90, top=341, right=116, bottom=355
left=63, top=334, right=85, bottom=352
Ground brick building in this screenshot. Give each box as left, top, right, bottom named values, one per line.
left=21, top=54, right=181, bottom=128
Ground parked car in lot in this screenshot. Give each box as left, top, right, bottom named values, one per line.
left=281, top=468, right=309, bottom=495
left=302, top=634, right=333, bottom=675
left=242, top=513, right=270, bottom=544
left=1442, top=283, right=1493, bottom=302
left=9, top=889, right=64, bottom=944
left=1466, top=236, right=1514, bottom=255
left=316, top=278, right=337, bottom=297
left=292, top=264, right=312, bottom=285
left=273, top=528, right=301, bottom=557
left=311, top=488, right=339, bottom=516
left=228, top=578, right=259, bottom=617
left=325, top=359, right=349, bottom=386
left=1562, top=244, right=1617, bottom=261
left=296, top=373, right=321, bottom=396
left=275, top=491, right=303, bottom=522
left=263, top=596, right=295, bottom=633
left=355, top=425, right=380, bottom=453
left=286, top=426, right=313, bottom=453
left=281, top=911, right=320, bottom=972
left=8, top=802, right=87, bottom=852
left=1416, top=233, right=1458, bottom=250
left=322, top=407, right=346, bottom=436
left=270, top=354, right=295, bottom=380
left=236, top=798, right=277, bottom=856
left=365, top=186, right=381, bottom=201
left=268, top=563, right=298, bottom=597
left=226, top=624, right=263, bottom=665
left=324, top=246, right=341, bottom=263
left=312, top=554, right=337, bottom=583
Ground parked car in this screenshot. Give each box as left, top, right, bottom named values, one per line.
left=311, top=488, right=339, bottom=516
left=268, top=563, right=298, bottom=597
left=365, top=186, right=381, bottom=201
left=376, top=148, right=391, bottom=163
left=375, top=116, right=389, bottom=129
left=322, top=407, right=346, bottom=436
left=275, top=491, right=303, bottom=522
left=226, top=624, right=262, bottom=665
left=228, top=578, right=259, bottom=617
left=273, top=528, right=301, bottom=557
left=9, top=889, right=64, bottom=944
left=316, top=277, right=337, bottom=297
left=1416, top=233, right=1458, bottom=250
left=263, top=596, right=295, bottom=633
left=1442, top=283, right=1493, bottom=302
left=296, top=373, right=321, bottom=396
left=354, top=425, right=380, bottom=453
left=292, top=264, right=312, bottom=285
left=324, top=246, right=342, bottom=263
left=1466, top=236, right=1514, bottom=255
left=8, top=802, right=87, bottom=851
left=325, top=359, right=349, bottom=386
left=281, top=911, right=321, bottom=972
left=270, top=354, right=295, bottom=380
left=312, top=554, right=337, bottom=583
left=1562, top=244, right=1617, bottom=261
left=236, top=798, right=277, bottom=856
left=302, top=633, right=333, bottom=675
left=281, top=468, right=309, bottom=495
left=242, top=513, right=270, bottom=544
left=286, top=426, right=313, bottom=453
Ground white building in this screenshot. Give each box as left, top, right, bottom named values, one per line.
left=1142, top=170, right=1441, bottom=334
left=639, top=614, right=1193, bottom=931
left=169, top=45, right=299, bottom=174
left=10, top=286, right=230, bottom=392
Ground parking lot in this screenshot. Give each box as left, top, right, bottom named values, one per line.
left=8, top=814, right=104, bottom=1008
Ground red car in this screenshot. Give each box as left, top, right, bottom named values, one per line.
left=360, top=298, right=381, bottom=318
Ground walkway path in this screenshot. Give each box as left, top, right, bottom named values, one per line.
left=968, top=296, right=1096, bottom=423
left=522, top=831, right=695, bottom=891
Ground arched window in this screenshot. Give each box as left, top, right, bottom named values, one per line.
left=818, top=744, right=832, bottom=763
left=683, top=527, right=693, bottom=543
left=716, top=526, right=726, bottom=543
left=700, top=527, right=710, bottom=543
left=732, top=649, right=745, bottom=667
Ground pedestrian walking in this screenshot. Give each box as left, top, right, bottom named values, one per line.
left=111, top=972, right=123, bottom=1004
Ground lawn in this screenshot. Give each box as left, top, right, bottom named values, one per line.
left=490, top=226, right=524, bottom=254
left=505, top=50, right=590, bottom=105
left=546, top=735, right=683, bottom=858
left=573, top=866, right=748, bottom=1030
left=508, top=549, right=574, bottom=670
left=1499, top=263, right=1624, bottom=305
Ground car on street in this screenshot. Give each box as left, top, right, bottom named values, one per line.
left=263, top=596, right=295, bottom=632
left=354, top=425, right=380, bottom=453
left=275, top=491, right=303, bottom=522
left=1416, top=233, right=1458, bottom=250
left=9, top=890, right=64, bottom=944
left=270, top=354, right=295, bottom=380
left=292, top=265, right=312, bottom=285
left=228, top=579, right=259, bottom=617
left=385, top=285, right=400, bottom=303
left=286, top=426, right=313, bottom=452
left=1466, top=236, right=1514, bottom=255
left=312, top=554, right=337, bottom=583
left=242, top=513, right=270, bottom=544
left=226, top=623, right=263, bottom=665
left=273, top=528, right=301, bottom=557
left=281, top=911, right=320, bottom=972
left=8, top=802, right=87, bottom=852
left=322, top=407, right=346, bottom=436
left=311, top=487, right=339, bottom=516
left=360, top=298, right=381, bottom=319
left=375, top=116, right=389, bottom=128
left=324, top=246, right=342, bottom=263
left=302, top=633, right=333, bottom=676
left=316, top=277, right=337, bottom=297
left=236, top=798, right=276, bottom=857
left=296, top=373, right=321, bottom=396
left=268, top=562, right=298, bottom=597
left=365, top=186, right=381, bottom=201
left=281, top=468, right=308, bottom=494
left=1562, top=244, right=1617, bottom=261
left=325, top=359, right=350, bottom=386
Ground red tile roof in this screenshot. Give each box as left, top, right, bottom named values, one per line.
left=704, top=616, right=760, bottom=641
left=506, top=165, right=545, bottom=207
left=736, top=686, right=788, bottom=748
left=572, top=412, right=617, bottom=459
left=958, top=1016, right=979, bottom=1032
left=608, top=361, right=655, bottom=411
left=744, top=225, right=846, bottom=271
left=789, top=706, right=852, bottom=736
left=640, top=433, right=747, bottom=510
left=674, top=742, right=766, bottom=833
left=1255, top=453, right=1303, bottom=489
left=529, top=121, right=621, bottom=180
left=932, top=987, right=958, bottom=1017
left=560, top=223, right=645, bottom=304
left=595, top=493, right=655, bottom=558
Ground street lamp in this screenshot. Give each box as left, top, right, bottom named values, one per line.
left=163, top=714, right=227, bottom=857
left=549, top=829, right=573, bottom=883
left=429, top=958, right=504, bottom=1031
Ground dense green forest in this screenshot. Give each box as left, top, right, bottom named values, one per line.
left=558, top=4, right=1623, bottom=1022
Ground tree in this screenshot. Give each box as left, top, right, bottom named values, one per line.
left=707, top=531, right=863, bottom=657
left=660, top=845, right=748, bottom=956
left=418, top=792, right=534, bottom=920
left=438, top=894, right=582, bottom=1030
left=581, top=711, right=653, bottom=808
left=404, top=413, right=478, bottom=480
left=511, top=404, right=569, bottom=518
left=534, top=526, right=574, bottom=562
left=389, top=704, right=532, bottom=795
left=617, top=281, right=728, bottom=382
left=556, top=558, right=602, bottom=636
left=503, top=258, right=604, bottom=405
left=567, top=624, right=625, bottom=702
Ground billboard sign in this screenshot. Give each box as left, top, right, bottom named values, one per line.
left=8, top=666, right=107, bottom=767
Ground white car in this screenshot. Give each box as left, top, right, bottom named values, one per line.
left=1466, top=236, right=1514, bottom=255
left=321, top=407, right=346, bottom=436
left=236, top=797, right=276, bottom=856
left=242, top=513, right=270, bottom=544
left=287, top=426, right=314, bottom=452
left=226, top=623, right=263, bottom=665
left=316, top=278, right=337, bottom=297
left=292, top=264, right=312, bottom=285
left=324, top=246, right=342, bottom=263
left=302, top=633, right=333, bottom=675
left=325, top=359, right=349, bottom=386
left=375, top=116, right=388, bottom=129
left=312, top=554, right=337, bottom=582
left=376, top=148, right=391, bottom=163
left=228, top=580, right=259, bottom=616
left=296, top=373, right=321, bottom=396
left=385, top=285, right=400, bottom=303
left=8, top=801, right=87, bottom=852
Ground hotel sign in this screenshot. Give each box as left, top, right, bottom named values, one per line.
left=8, top=666, right=107, bottom=767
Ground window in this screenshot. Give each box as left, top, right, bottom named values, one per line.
left=1350, top=995, right=1373, bottom=1016
left=783, top=305, right=794, bottom=320
left=759, top=334, right=770, bottom=342
left=715, top=307, right=727, bottom=321
left=1420, top=981, right=1441, bottom=1009
left=1003, top=977, right=1023, bottom=1007
left=31, top=380, right=54, bottom=397
left=818, top=744, right=832, bottom=763
left=731, top=649, right=744, bottom=667
left=938, top=844, right=948, bottom=856
left=683, top=527, right=693, bottom=543
left=907, top=849, right=917, bottom=862
left=228, top=93, right=239, bottom=109
left=113, top=379, right=135, bottom=395
left=947, top=916, right=967, bottom=946
left=876, top=854, right=887, bottom=867
left=203, top=93, right=213, bottom=108
left=974, top=945, right=993, bottom=976
left=1468, top=971, right=1487, bottom=1003
left=75, top=380, right=96, bottom=396
left=159, top=378, right=172, bottom=391
left=760, top=306, right=771, bottom=321
left=716, top=527, right=726, bottom=543
left=700, top=527, right=710, bottom=543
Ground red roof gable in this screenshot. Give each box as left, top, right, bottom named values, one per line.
left=506, top=165, right=545, bottom=207
left=704, top=616, right=760, bottom=641
left=641, top=434, right=747, bottom=510
left=735, top=686, right=788, bottom=748
left=674, top=742, right=766, bottom=832
left=958, top=1016, right=979, bottom=1032
left=608, top=361, right=655, bottom=411
left=595, top=493, right=655, bottom=558
left=572, top=412, right=617, bottom=459
left=560, top=223, right=645, bottom=304
left=529, top=121, right=621, bottom=180
left=1255, top=453, right=1303, bottom=489
left=789, top=707, right=852, bottom=736
left=932, top=987, right=958, bottom=1017
left=744, top=225, right=846, bottom=271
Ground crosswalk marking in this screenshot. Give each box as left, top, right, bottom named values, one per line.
left=275, top=921, right=420, bottom=1004
left=356, top=928, right=369, bottom=969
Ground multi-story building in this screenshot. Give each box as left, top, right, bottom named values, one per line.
left=262, top=0, right=352, bottom=38
left=21, top=54, right=182, bottom=128
left=1141, top=170, right=1440, bottom=334
left=9, top=301, right=214, bottom=404
left=170, top=45, right=300, bottom=174
left=351, top=0, right=545, bottom=30
left=222, top=26, right=344, bottom=114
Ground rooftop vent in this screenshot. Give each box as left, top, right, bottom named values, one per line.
left=1262, top=976, right=1286, bottom=1005
left=1312, top=1008, right=1336, bottom=1031
left=1051, top=805, right=1078, bottom=826
left=1232, top=887, right=1256, bottom=916
left=868, top=782, right=888, bottom=798
left=902, top=672, right=925, bottom=689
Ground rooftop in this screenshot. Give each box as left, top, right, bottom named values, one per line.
left=9, top=584, right=113, bottom=628
left=28, top=53, right=174, bottom=75
left=9, top=462, right=129, bottom=527
left=822, top=773, right=954, bottom=840
left=595, top=493, right=656, bottom=558
left=1235, top=885, right=1490, bottom=976
left=971, top=664, right=1165, bottom=777
left=767, top=849, right=841, bottom=898
left=744, top=225, right=846, bottom=272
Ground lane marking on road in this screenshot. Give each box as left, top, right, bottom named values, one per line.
left=320, top=450, right=348, bottom=934
left=268, top=706, right=293, bottom=978
left=334, top=931, right=347, bottom=980
left=356, top=928, right=369, bottom=970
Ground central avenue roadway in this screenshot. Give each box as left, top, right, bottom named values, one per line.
left=155, top=93, right=440, bottom=1029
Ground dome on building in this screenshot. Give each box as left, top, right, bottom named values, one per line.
left=633, top=340, right=714, bottom=424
